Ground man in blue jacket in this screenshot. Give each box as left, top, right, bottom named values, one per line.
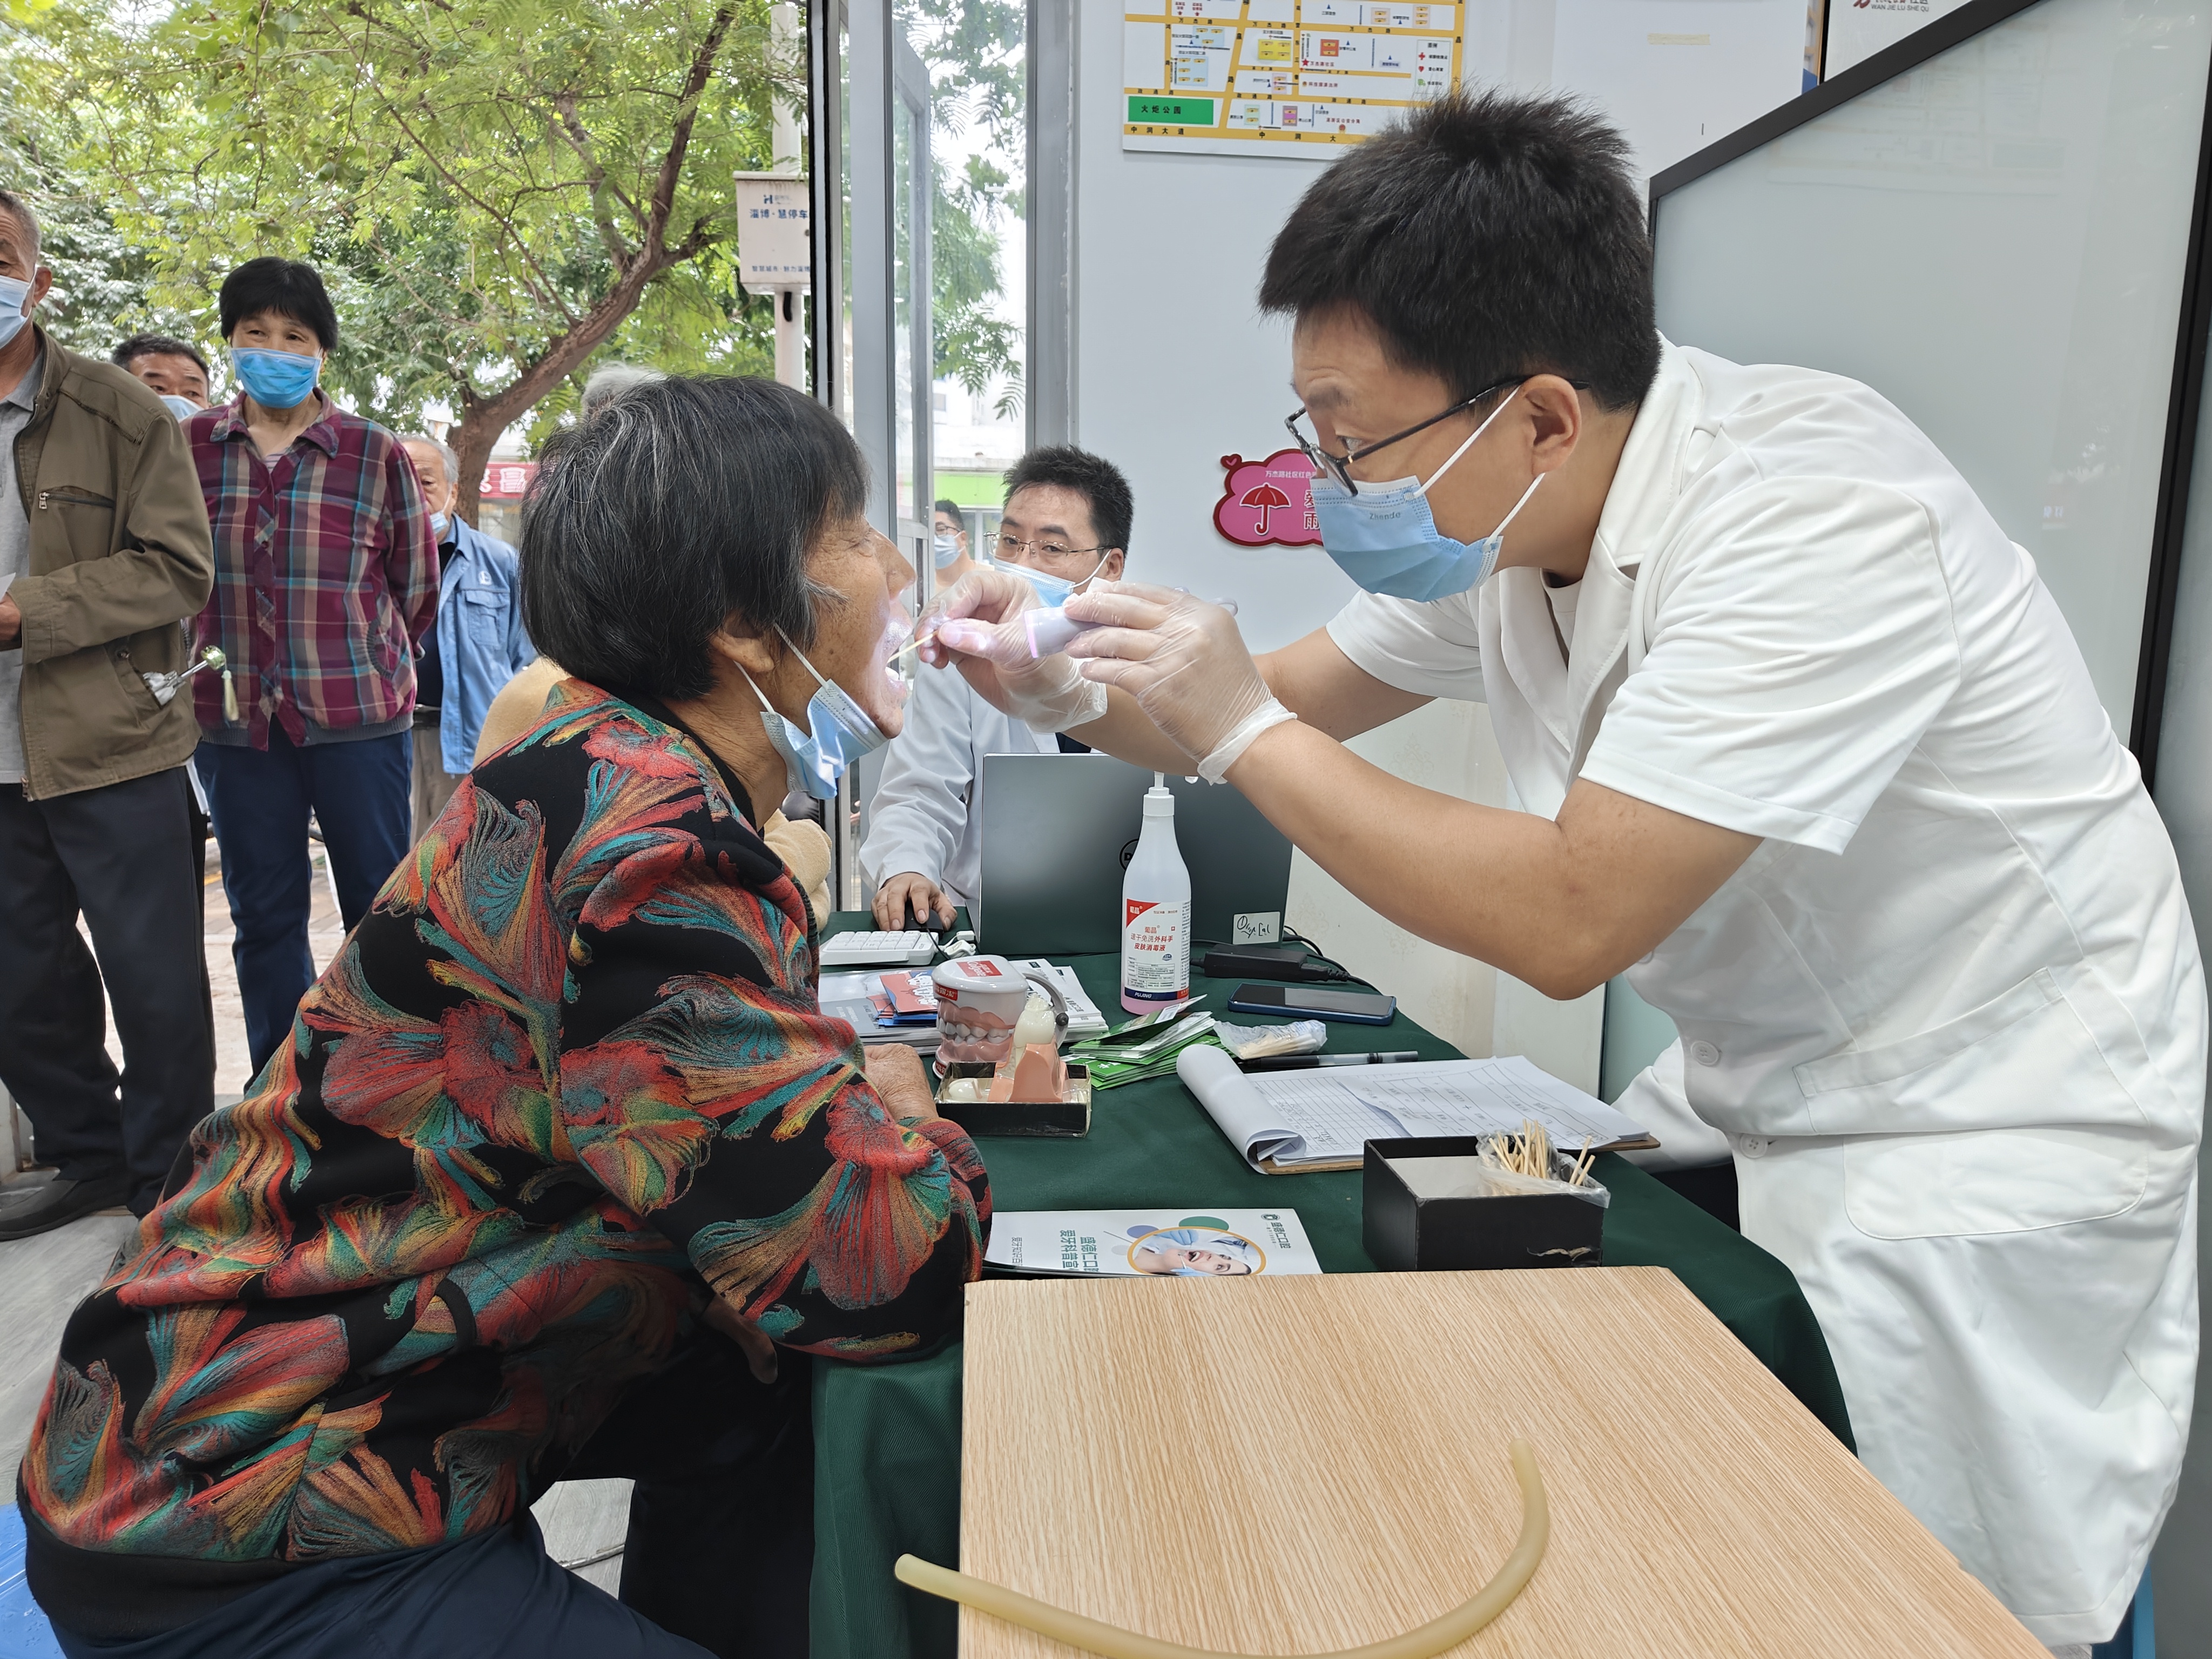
left=399, top=433, right=534, bottom=836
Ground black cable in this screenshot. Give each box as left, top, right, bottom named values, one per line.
left=1277, top=928, right=1378, bottom=992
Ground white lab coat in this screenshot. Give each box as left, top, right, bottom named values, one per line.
left=860, top=657, right=1058, bottom=908
left=1328, top=339, right=2203, bottom=1645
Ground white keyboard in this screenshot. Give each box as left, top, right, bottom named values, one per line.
left=820, top=929, right=940, bottom=968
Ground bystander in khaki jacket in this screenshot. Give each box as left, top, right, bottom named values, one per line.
left=11, top=327, right=214, bottom=799
left=474, top=655, right=835, bottom=925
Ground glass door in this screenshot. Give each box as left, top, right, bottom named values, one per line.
left=828, top=0, right=933, bottom=911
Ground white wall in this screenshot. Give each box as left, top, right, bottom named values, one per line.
left=1076, top=3, right=1516, bottom=1060
left=1468, top=0, right=1811, bottom=183
left=1065, top=1, right=1789, bottom=1081
left=1284, top=702, right=1508, bottom=1061
left=1073, top=4, right=1353, bottom=652
left=1278, top=697, right=1607, bottom=1088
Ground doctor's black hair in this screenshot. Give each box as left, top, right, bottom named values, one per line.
left=520, top=375, right=861, bottom=700
left=217, top=257, right=340, bottom=351
left=1258, top=89, right=1660, bottom=413
left=1002, top=446, right=1135, bottom=554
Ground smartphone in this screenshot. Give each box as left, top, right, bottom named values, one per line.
left=1226, top=983, right=1398, bottom=1025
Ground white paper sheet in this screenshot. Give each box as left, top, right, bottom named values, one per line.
left=1176, top=1047, right=1653, bottom=1172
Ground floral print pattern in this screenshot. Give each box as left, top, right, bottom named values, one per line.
left=21, top=680, right=988, bottom=1566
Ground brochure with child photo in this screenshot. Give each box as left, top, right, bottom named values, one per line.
left=985, top=1210, right=1322, bottom=1278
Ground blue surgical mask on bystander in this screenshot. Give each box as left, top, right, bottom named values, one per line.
left=228, top=346, right=321, bottom=411
left=0, top=273, right=33, bottom=352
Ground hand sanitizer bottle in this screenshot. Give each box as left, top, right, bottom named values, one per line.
left=1121, top=773, right=1192, bottom=1015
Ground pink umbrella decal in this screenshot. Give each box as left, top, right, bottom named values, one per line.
left=1240, top=480, right=1291, bottom=537
left=1213, top=452, right=1321, bottom=549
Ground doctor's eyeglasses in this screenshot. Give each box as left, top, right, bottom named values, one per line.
left=1285, top=373, right=1540, bottom=494
left=994, top=532, right=1108, bottom=567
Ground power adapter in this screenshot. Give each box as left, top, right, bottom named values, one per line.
left=1202, top=943, right=1326, bottom=982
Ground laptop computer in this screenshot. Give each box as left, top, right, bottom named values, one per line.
left=975, top=752, right=1296, bottom=958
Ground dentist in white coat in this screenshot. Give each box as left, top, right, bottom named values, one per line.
left=924, top=90, right=2203, bottom=1648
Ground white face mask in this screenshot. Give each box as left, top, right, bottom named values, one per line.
left=932, top=532, right=961, bottom=569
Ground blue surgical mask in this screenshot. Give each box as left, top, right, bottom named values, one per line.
left=988, top=554, right=1105, bottom=611
left=228, top=346, right=321, bottom=411
left=739, top=628, right=889, bottom=801
left=159, top=394, right=200, bottom=421
left=933, top=532, right=961, bottom=569
left=430, top=512, right=450, bottom=537
left=0, top=273, right=32, bottom=351
left=1309, top=386, right=1544, bottom=603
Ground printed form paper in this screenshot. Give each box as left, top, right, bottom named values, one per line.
left=1176, top=1048, right=1653, bottom=1172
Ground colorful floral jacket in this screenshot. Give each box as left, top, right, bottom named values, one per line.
left=21, top=680, right=988, bottom=1577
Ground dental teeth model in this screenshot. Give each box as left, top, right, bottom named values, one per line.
left=930, top=955, right=1070, bottom=1067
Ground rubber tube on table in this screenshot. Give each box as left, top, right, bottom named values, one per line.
left=894, top=1438, right=1548, bottom=1659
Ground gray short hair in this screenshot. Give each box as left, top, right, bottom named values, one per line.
left=0, top=188, right=41, bottom=262
left=580, top=362, right=665, bottom=420
left=398, top=432, right=461, bottom=491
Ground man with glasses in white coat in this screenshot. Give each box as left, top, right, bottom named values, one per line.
left=922, top=91, right=2202, bottom=1651
left=864, top=447, right=1130, bottom=930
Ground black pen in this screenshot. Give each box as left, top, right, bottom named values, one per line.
left=1239, top=1050, right=1422, bottom=1072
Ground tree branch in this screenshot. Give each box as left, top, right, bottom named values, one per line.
left=637, top=2, right=738, bottom=268
left=549, top=92, right=638, bottom=265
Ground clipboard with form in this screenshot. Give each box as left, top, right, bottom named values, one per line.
left=1176, top=1047, right=1657, bottom=1174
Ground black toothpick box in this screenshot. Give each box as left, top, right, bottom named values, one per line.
left=1362, top=1136, right=1606, bottom=1271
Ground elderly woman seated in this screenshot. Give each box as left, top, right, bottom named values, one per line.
left=19, top=377, right=987, bottom=1659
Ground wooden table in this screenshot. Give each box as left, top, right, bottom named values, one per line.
left=808, top=917, right=1854, bottom=1659
left=956, top=1271, right=2041, bottom=1658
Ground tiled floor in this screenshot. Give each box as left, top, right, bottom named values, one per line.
left=0, top=834, right=632, bottom=1591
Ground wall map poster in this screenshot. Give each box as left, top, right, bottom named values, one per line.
left=1124, top=3, right=1465, bottom=158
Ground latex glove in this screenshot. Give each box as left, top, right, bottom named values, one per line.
left=1062, top=581, right=1296, bottom=781
left=921, top=567, right=1109, bottom=732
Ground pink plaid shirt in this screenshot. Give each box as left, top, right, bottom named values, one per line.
left=187, top=393, right=439, bottom=748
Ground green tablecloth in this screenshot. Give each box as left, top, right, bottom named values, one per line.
left=807, top=920, right=1851, bottom=1659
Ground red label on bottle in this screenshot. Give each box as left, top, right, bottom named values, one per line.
left=1125, top=899, right=1158, bottom=927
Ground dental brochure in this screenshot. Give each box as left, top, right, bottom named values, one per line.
left=985, top=1209, right=1321, bottom=1278
left=820, top=960, right=1109, bottom=1049
left=1174, top=1046, right=1656, bottom=1175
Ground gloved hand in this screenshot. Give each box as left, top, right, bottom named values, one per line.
left=1062, top=582, right=1296, bottom=782
left=922, top=566, right=1108, bottom=732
